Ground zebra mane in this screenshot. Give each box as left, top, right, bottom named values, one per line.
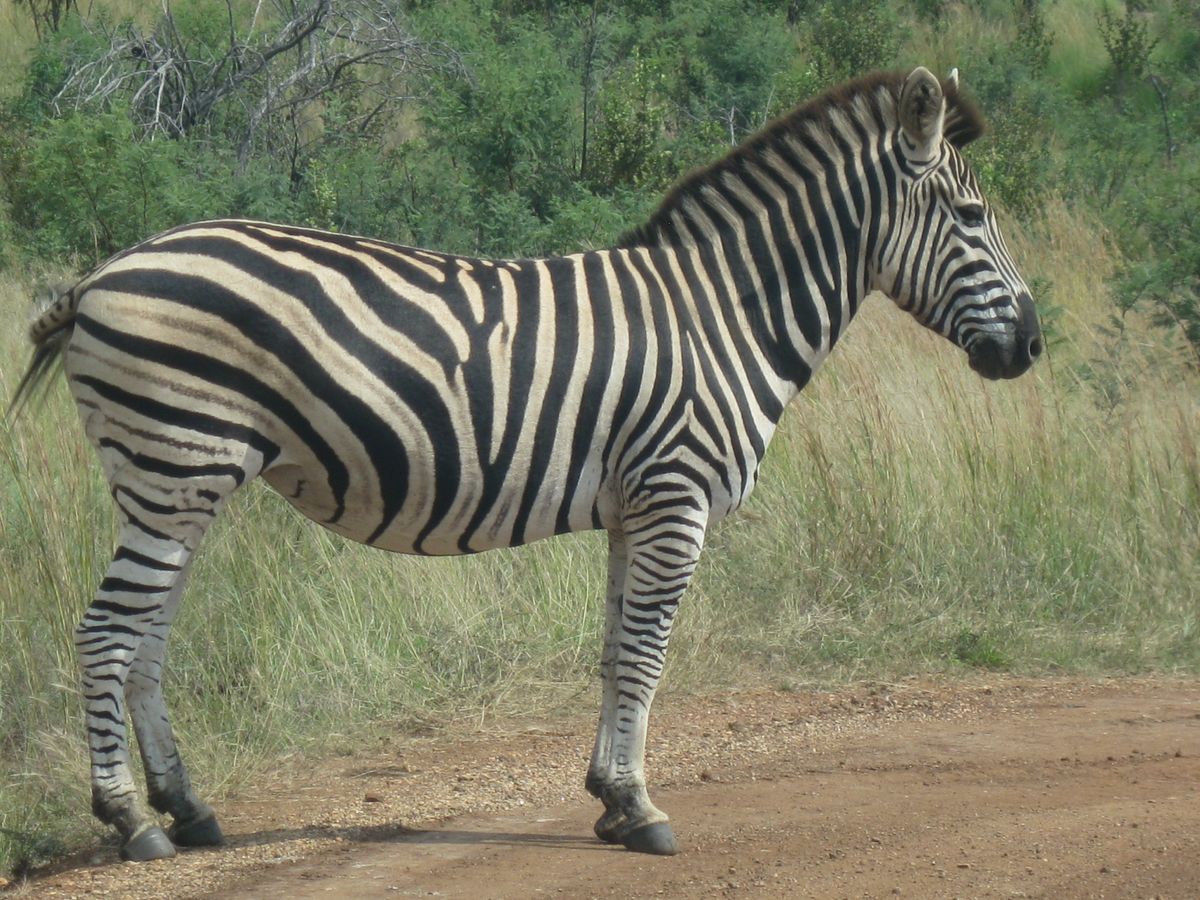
left=618, top=69, right=985, bottom=250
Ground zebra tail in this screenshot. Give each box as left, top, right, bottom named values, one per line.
left=6, top=281, right=80, bottom=421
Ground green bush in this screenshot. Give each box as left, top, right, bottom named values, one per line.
left=5, top=109, right=204, bottom=258
left=808, top=0, right=904, bottom=85
left=1113, top=153, right=1200, bottom=365
left=586, top=52, right=673, bottom=194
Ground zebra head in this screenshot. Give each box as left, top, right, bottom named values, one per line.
left=877, top=66, right=1042, bottom=380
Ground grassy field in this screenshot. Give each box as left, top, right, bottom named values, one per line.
left=1, top=194, right=1197, bottom=874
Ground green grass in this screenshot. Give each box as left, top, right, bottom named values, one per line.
left=1045, top=0, right=1115, bottom=96
left=696, top=301, right=1200, bottom=682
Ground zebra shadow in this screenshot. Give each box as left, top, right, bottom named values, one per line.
left=221, top=821, right=611, bottom=853
left=22, top=826, right=610, bottom=889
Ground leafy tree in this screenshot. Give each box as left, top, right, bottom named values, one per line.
left=1014, top=0, right=1053, bottom=74
left=1098, top=1, right=1158, bottom=101
left=950, top=8, right=1055, bottom=216
left=585, top=51, right=672, bottom=193
left=1114, top=159, right=1200, bottom=366
left=1089, top=1, right=1200, bottom=364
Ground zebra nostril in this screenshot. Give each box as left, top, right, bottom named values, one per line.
left=1028, top=336, right=1043, bottom=359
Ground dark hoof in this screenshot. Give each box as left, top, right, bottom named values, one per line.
left=121, top=826, right=176, bottom=862
left=593, top=811, right=626, bottom=844
left=169, top=813, right=224, bottom=847
left=621, top=821, right=679, bottom=856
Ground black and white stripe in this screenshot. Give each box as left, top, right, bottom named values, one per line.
left=11, top=66, right=1040, bottom=861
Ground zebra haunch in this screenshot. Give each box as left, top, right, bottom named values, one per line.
left=9, top=66, right=1041, bottom=862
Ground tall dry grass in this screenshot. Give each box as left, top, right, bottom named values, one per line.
left=0, top=7, right=37, bottom=98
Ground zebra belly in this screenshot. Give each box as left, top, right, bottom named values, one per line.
left=261, top=449, right=611, bottom=556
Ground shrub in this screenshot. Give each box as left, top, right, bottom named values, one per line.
left=808, top=0, right=903, bottom=86
left=5, top=109, right=204, bottom=258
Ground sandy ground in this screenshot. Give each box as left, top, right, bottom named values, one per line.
left=7, top=676, right=1198, bottom=899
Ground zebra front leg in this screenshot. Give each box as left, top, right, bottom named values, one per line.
left=586, top=515, right=705, bottom=855
left=586, top=531, right=628, bottom=844
left=81, top=526, right=195, bottom=861
left=125, top=562, right=222, bottom=849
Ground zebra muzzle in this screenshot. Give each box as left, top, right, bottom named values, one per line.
left=967, top=294, right=1042, bottom=380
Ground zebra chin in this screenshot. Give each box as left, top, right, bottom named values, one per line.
left=966, top=293, right=1042, bottom=380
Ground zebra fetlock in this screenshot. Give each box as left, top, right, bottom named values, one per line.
left=589, top=779, right=676, bottom=855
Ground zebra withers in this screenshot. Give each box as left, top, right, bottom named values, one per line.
left=9, top=66, right=1041, bottom=862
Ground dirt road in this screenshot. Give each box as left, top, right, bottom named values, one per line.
left=17, top=677, right=1200, bottom=899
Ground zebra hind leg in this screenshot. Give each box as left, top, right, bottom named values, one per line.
left=81, top=526, right=200, bottom=860
left=125, top=560, right=223, bottom=849
left=82, top=447, right=252, bottom=860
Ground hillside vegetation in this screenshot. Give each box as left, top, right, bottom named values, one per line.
left=1, top=0, right=1197, bottom=878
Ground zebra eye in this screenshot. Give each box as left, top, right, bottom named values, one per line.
left=957, top=203, right=986, bottom=228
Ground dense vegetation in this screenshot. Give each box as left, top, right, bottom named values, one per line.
left=1, top=0, right=1197, bottom=878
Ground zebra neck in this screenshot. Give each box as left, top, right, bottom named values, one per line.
left=660, top=153, right=878, bottom=410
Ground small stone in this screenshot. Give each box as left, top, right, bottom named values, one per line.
left=364, top=792, right=383, bottom=803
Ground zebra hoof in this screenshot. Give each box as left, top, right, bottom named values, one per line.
left=169, top=812, right=224, bottom=847
left=121, top=826, right=177, bottom=861
left=621, top=821, right=679, bottom=856
left=593, top=810, right=626, bottom=844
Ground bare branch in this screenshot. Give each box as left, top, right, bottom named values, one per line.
left=51, top=0, right=464, bottom=162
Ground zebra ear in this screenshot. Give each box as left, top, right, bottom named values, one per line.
left=941, top=68, right=986, bottom=149
left=898, top=66, right=945, bottom=158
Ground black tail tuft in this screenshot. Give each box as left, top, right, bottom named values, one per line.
left=6, top=282, right=79, bottom=422
left=7, top=333, right=69, bottom=421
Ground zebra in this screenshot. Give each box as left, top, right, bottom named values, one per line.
left=9, top=66, right=1040, bottom=862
